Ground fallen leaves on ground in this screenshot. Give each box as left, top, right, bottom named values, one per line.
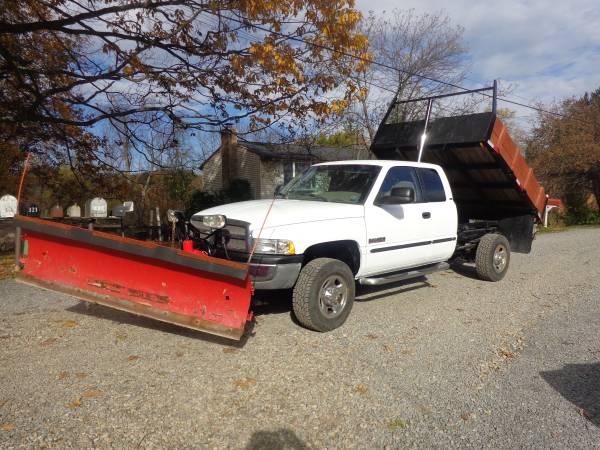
left=461, top=412, right=472, bottom=421
left=61, top=320, right=78, bottom=328
left=382, top=344, right=394, bottom=353
left=81, top=389, right=103, bottom=399
left=66, top=389, right=104, bottom=409
left=222, top=347, right=238, bottom=354
left=0, top=423, right=15, bottom=432
left=75, top=373, right=87, bottom=379
left=127, top=355, right=140, bottom=362
left=400, top=349, right=415, bottom=357
left=498, top=349, right=515, bottom=359
left=40, top=338, right=58, bottom=347
left=67, top=398, right=81, bottom=409
left=387, top=419, right=407, bottom=430
left=58, top=371, right=69, bottom=380
left=233, top=377, right=256, bottom=389
left=354, top=384, right=368, bottom=395
left=365, top=334, right=378, bottom=340
left=115, top=333, right=127, bottom=342
left=578, top=407, right=591, bottom=419
left=175, top=351, right=184, bottom=357
left=0, top=254, right=14, bottom=280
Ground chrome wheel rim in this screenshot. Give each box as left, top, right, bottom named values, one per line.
left=493, top=244, right=507, bottom=273
left=318, top=275, right=348, bottom=318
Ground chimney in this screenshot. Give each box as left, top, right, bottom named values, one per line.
left=220, top=126, right=237, bottom=148
left=220, top=126, right=237, bottom=189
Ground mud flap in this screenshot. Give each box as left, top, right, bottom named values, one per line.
left=14, top=216, right=252, bottom=340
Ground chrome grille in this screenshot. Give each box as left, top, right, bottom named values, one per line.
left=190, top=216, right=250, bottom=253
left=223, top=222, right=249, bottom=252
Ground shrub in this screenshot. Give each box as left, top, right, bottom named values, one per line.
left=562, top=205, right=600, bottom=225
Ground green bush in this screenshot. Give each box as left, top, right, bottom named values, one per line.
left=562, top=205, right=600, bottom=225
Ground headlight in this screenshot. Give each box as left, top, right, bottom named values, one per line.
left=191, top=214, right=226, bottom=229
left=252, top=238, right=295, bottom=255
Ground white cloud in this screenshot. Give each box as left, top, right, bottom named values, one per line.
left=356, top=0, right=600, bottom=112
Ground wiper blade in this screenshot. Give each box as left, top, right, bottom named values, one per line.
left=308, top=193, right=328, bottom=202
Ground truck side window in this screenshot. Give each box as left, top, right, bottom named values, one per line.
left=376, top=167, right=421, bottom=203
left=418, top=168, right=446, bottom=202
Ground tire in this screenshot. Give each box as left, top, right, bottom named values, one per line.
left=292, top=258, right=355, bottom=332
left=475, top=233, right=510, bottom=282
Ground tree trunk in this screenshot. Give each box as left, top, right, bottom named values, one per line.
left=590, top=167, right=600, bottom=210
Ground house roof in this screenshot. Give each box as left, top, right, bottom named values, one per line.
left=200, top=140, right=369, bottom=169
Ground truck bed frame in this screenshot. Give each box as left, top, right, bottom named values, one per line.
left=371, top=85, right=550, bottom=255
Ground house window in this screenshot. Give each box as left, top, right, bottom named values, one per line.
left=283, top=161, right=311, bottom=184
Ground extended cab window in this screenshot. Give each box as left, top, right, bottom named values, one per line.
left=418, top=168, right=446, bottom=202
left=282, top=164, right=381, bottom=204
left=375, top=166, right=421, bottom=204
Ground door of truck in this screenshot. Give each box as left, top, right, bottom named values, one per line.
left=414, top=167, right=457, bottom=261
left=363, top=166, right=435, bottom=275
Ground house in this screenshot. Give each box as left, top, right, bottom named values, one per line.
left=201, top=128, right=370, bottom=199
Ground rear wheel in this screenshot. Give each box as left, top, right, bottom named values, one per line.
left=292, top=258, right=355, bottom=332
left=475, top=233, right=510, bottom=281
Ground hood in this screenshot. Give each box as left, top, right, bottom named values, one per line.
left=197, top=199, right=364, bottom=232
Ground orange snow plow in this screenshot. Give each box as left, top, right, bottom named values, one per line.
left=14, top=215, right=253, bottom=340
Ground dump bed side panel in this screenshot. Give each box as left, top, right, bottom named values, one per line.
left=371, top=112, right=547, bottom=222
left=488, top=117, right=547, bottom=217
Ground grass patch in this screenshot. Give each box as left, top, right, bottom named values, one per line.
left=387, top=419, right=408, bottom=430
left=538, top=223, right=600, bottom=234
left=0, top=253, right=14, bottom=281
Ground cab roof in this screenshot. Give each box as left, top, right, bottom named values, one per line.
left=315, top=160, right=442, bottom=170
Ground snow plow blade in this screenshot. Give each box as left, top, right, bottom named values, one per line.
left=14, top=215, right=252, bottom=340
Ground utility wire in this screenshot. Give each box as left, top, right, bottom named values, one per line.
left=209, top=11, right=579, bottom=123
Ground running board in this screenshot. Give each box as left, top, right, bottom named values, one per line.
left=358, top=262, right=450, bottom=286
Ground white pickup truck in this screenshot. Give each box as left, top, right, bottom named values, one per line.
left=192, top=160, right=517, bottom=332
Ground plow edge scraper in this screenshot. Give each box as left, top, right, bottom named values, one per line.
left=14, top=215, right=253, bottom=340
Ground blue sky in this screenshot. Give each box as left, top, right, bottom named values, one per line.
left=355, top=0, right=600, bottom=117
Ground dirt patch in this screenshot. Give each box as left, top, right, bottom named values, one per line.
left=0, top=253, right=14, bottom=281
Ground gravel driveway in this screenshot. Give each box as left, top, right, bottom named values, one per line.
left=0, top=228, right=599, bottom=449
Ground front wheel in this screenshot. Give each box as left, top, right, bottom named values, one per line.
left=292, top=258, right=355, bottom=332
left=475, top=233, right=510, bottom=281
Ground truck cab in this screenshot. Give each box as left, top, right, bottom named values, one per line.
left=193, top=160, right=487, bottom=332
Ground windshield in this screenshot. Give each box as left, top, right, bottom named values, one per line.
left=280, top=164, right=381, bottom=204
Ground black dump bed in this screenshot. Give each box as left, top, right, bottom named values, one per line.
left=371, top=112, right=548, bottom=223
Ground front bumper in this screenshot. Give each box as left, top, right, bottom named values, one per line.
left=213, top=250, right=303, bottom=290
left=249, top=262, right=302, bottom=289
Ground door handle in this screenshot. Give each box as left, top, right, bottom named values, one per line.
left=422, top=212, right=431, bottom=219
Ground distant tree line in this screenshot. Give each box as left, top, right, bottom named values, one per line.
left=526, top=88, right=600, bottom=224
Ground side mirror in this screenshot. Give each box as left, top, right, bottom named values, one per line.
left=389, top=187, right=414, bottom=203
left=375, top=186, right=415, bottom=205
